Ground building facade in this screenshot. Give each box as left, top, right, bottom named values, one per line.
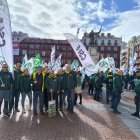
left=128, top=35, right=140, bottom=67
left=82, top=32, right=122, bottom=68
left=13, top=37, right=76, bottom=65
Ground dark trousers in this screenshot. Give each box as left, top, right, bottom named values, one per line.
left=106, top=90, right=112, bottom=103
left=58, top=91, right=63, bottom=109
left=129, top=82, right=135, bottom=90
left=94, top=88, right=101, bottom=101
left=134, top=94, right=140, bottom=116
left=88, top=84, right=94, bottom=95
left=124, top=81, right=128, bottom=89
left=44, top=88, right=48, bottom=110
left=74, top=93, right=82, bottom=105
left=111, top=90, right=121, bottom=110
left=10, top=89, right=20, bottom=110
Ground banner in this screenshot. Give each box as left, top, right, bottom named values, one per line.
left=0, top=0, right=13, bottom=72
left=64, top=33, right=95, bottom=76
left=52, top=54, right=62, bottom=72
left=51, top=45, right=55, bottom=65
left=21, top=53, right=28, bottom=71
left=34, top=53, right=42, bottom=71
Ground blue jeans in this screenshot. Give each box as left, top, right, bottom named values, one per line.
left=65, top=89, right=74, bottom=110
left=21, top=92, right=32, bottom=109
left=33, top=91, right=44, bottom=112
left=112, top=90, right=121, bottom=110
left=106, top=90, right=112, bottom=103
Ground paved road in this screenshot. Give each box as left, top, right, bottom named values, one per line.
left=0, top=90, right=139, bottom=140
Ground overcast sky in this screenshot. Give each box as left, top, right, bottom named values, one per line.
left=7, top=0, right=140, bottom=42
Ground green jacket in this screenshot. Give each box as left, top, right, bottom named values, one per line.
left=113, top=74, right=123, bottom=93
left=20, top=74, right=31, bottom=93
left=76, top=74, right=82, bottom=87
left=0, top=71, right=13, bottom=91
left=94, top=74, right=102, bottom=90
left=105, top=75, right=113, bottom=91
left=46, top=75, right=58, bottom=92
left=123, top=74, right=129, bottom=82
left=57, top=73, right=65, bottom=91
left=64, top=71, right=77, bottom=89
left=134, top=76, right=140, bottom=94
left=13, top=69, right=22, bottom=90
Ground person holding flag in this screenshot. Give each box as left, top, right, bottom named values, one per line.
left=31, top=66, right=45, bottom=115
left=0, top=64, right=13, bottom=118
left=56, top=67, right=65, bottom=111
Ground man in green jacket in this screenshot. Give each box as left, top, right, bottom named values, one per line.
left=56, top=67, right=65, bottom=111
left=20, top=68, right=32, bottom=114
left=64, top=64, right=76, bottom=112
left=0, top=64, right=13, bottom=118
left=131, top=69, right=140, bottom=118
left=111, top=70, right=123, bottom=114
left=46, top=70, right=59, bottom=111
left=105, top=72, right=113, bottom=104
left=11, top=63, right=22, bottom=112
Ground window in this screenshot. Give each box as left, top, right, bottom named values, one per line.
left=30, top=44, right=35, bottom=49
left=114, top=40, right=118, bottom=45
left=67, top=59, right=71, bottom=64
left=42, top=44, right=46, bottom=50
left=35, top=50, right=40, bottom=55
left=107, top=33, right=111, bottom=38
left=108, top=40, right=111, bottom=45
left=107, top=46, right=111, bottom=52
left=29, top=50, right=34, bottom=56
left=36, top=44, right=40, bottom=50
left=107, top=53, right=110, bottom=57
left=42, top=51, right=46, bottom=57
left=56, top=45, right=59, bottom=50
left=101, top=46, right=104, bottom=52
left=95, top=40, right=98, bottom=45
left=67, top=52, right=71, bottom=58
left=114, top=47, right=118, bottom=52
left=62, top=46, right=66, bottom=51
left=22, top=50, right=26, bottom=55
left=68, top=47, right=72, bottom=51
left=101, top=40, right=104, bottom=45
left=114, top=54, right=117, bottom=59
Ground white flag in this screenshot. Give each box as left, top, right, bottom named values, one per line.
left=64, top=33, right=95, bottom=76
left=21, top=53, right=28, bottom=71
left=22, top=58, right=34, bottom=75
left=51, top=45, right=55, bottom=65
left=52, top=54, right=62, bottom=72
left=0, top=0, right=13, bottom=72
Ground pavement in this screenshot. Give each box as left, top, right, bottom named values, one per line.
left=0, top=89, right=139, bottom=140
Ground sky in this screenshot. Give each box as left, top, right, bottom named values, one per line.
left=7, top=0, right=140, bottom=42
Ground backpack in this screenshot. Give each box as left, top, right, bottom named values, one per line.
left=134, top=79, right=140, bottom=94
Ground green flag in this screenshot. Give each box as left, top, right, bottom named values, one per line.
left=34, top=53, right=42, bottom=71
left=71, top=59, right=79, bottom=70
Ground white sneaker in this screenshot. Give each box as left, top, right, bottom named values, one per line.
left=22, top=108, right=26, bottom=114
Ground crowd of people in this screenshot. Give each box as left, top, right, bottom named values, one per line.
left=0, top=63, right=139, bottom=119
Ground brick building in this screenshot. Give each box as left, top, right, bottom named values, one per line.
left=14, top=37, right=76, bottom=65
left=82, top=32, right=122, bottom=68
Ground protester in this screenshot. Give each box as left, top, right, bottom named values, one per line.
left=74, top=70, right=83, bottom=105
left=111, top=69, right=123, bottom=114
left=31, top=66, right=45, bottom=115
left=131, top=69, right=140, bottom=118
left=43, top=66, right=49, bottom=112
left=57, top=67, right=65, bottom=111
left=122, top=72, right=129, bottom=90
left=129, top=72, right=135, bottom=91
left=94, top=71, right=103, bottom=101
left=105, top=71, right=113, bottom=104
left=0, top=64, right=13, bottom=118
left=10, top=63, right=22, bottom=112
left=46, top=70, right=59, bottom=111
left=20, top=68, right=32, bottom=114
left=64, top=64, right=76, bottom=112
left=87, top=74, right=94, bottom=95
